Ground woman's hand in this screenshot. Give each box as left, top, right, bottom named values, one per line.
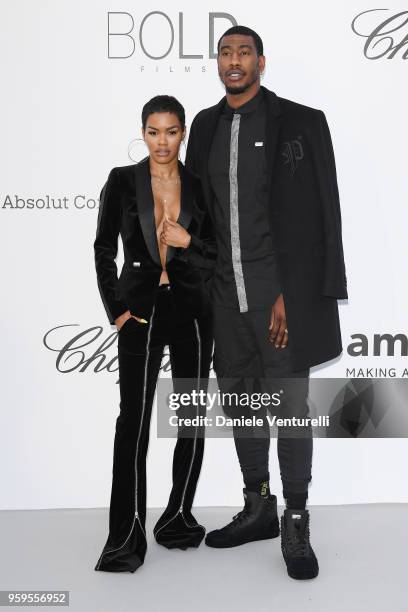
left=115, top=311, right=147, bottom=330
left=161, top=219, right=191, bottom=248
left=115, top=311, right=131, bottom=331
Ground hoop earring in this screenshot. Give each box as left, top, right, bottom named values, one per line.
left=179, top=139, right=187, bottom=162
left=128, top=137, right=148, bottom=163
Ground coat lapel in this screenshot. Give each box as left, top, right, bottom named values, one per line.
left=261, top=86, right=282, bottom=201
left=134, top=157, right=161, bottom=266
left=200, top=97, right=225, bottom=218
left=166, top=161, right=194, bottom=263
left=134, top=156, right=195, bottom=266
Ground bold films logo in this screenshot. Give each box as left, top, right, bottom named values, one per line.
left=107, top=10, right=237, bottom=66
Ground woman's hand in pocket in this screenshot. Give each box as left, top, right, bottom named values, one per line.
left=115, top=311, right=132, bottom=331
left=115, top=311, right=149, bottom=331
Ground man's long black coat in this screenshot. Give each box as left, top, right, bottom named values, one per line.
left=185, top=85, right=348, bottom=371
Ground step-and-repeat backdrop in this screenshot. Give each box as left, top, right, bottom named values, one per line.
left=1, top=1, right=408, bottom=509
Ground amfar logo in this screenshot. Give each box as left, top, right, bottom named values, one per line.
left=107, top=11, right=237, bottom=59
left=351, top=8, right=408, bottom=59
left=347, top=333, right=408, bottom=356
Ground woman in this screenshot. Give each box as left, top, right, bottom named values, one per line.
left=93, top=95, right=216, bottom=573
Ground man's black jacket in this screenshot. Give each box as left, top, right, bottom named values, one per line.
left=185, top=85, right=348, bottom=371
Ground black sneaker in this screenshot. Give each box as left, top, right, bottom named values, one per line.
left=280, top=509, right=319, bottom=579
left=205, top=489, right=280, bottom=548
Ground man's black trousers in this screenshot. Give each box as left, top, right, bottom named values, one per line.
left=212, top=305, right=313, bottom=500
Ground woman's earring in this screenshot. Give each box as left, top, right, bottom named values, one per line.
left=179, top=139, right=187, bottom=162
left=128, top=137, right=148, bottom=162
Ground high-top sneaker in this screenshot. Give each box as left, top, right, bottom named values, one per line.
left=280, top=509, right=319, bottom=579
left=205, top=489, right=280, bottom=548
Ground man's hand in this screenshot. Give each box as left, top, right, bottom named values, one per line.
left=161, top=218, right=191, bottom=248
left=269, top=293, right=288, bottom=348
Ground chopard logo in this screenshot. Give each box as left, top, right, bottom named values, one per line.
left=43, top=325, right=170, bottom=382
left=351, top=8, right=408, bottom=59
left=43, top=324, right=214, bottom=381
left=281, top=137, right=304, bottom=175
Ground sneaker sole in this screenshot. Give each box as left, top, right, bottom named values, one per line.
left=287, top=567, right=319, bottom=580
left=205, top=522, right=280, bottom=549
left=283, top=552, right=319, bottom=579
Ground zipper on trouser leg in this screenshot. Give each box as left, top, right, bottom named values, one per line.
left=154, top=319, right=205, bottom=536
left=95, top=306, right=155, bottom=569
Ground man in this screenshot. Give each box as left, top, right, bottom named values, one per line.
left=184, top=25, right=347, bottom=580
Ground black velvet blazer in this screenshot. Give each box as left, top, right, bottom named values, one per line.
left=94, top=157, right=216, bottom=325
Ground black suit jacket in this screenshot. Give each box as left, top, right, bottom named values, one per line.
left=94, top=157, right=216, bottom=325
left=185, top=85, right=348, bottom=371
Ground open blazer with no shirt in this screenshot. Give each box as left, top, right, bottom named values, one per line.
left=94, top=157, right=216, bottom=326
left=185, top=85, right=348, bottom=371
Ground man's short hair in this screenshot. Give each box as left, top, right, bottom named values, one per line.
left=217, top=25, right=264, bottom=56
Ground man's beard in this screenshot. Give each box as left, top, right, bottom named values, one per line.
left=223, top=71, right=259, bottom=95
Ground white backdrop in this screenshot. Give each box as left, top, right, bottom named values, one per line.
left=1, top=1, right=408, bottom=510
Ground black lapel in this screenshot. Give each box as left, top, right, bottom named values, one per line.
left=134, top=157, right=161, bottom=265
left=261, top=86, right=282, bottom=199
left=135, top=157, right=195, bottom=266
left=200, top=97, right=225, bottom=217
left=176, top=160, right=193, bottom=228
left=166, top=161, right=194, bottom=263
left=202, top=97, right=225, bottom=173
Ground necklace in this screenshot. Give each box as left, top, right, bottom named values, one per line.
left=151, top=175, right=180, bottom=185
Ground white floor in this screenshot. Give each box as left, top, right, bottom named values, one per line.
left=1, top=504, right=406, bottom=612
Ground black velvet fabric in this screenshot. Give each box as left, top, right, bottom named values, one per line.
left=94, top=287, right=213, bottom=572
left=94, top=157, right=217, bottom=326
